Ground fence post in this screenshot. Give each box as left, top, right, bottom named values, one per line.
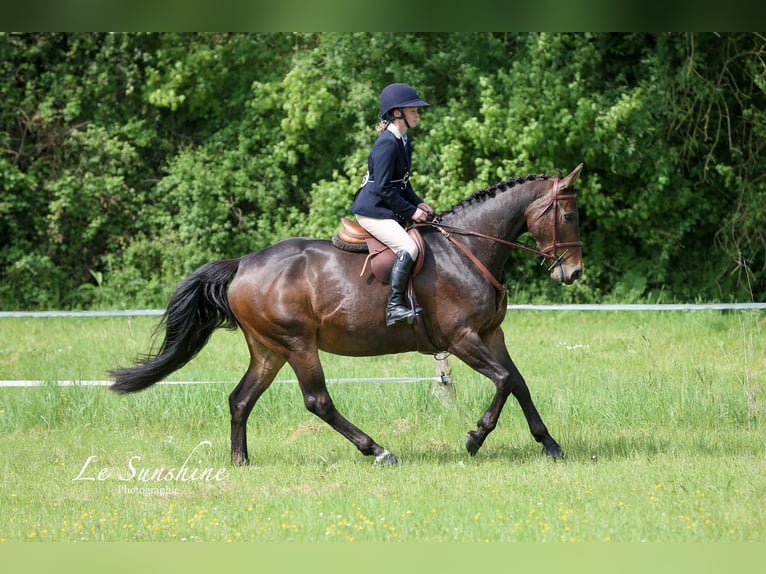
left=431, top=352, right=455, bottom=406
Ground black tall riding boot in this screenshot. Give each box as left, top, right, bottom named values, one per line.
left=386, top=251, right=422, bottom=327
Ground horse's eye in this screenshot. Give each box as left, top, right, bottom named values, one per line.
left=564, top=213, right=576, bottom=222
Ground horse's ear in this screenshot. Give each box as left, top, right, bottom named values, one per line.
left=560, top=163, right=584, bottom=189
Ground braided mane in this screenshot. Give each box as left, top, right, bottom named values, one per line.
left=440, top=173, right=552, bottom=217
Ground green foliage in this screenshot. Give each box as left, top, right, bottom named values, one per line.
left=2, top=33, right=765, bottom=309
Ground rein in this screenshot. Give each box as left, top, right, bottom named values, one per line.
left=413, top=178, right=581, bottom=292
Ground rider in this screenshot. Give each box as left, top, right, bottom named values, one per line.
left=350, top=83, right=434, bottom=327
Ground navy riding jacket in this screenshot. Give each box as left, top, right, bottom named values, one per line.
left=350, top=129, right=424, bottom=223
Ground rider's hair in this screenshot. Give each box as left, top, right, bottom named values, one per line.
left=375, top=118, right=390, bottom=135
left=376, top=108, right=403, bottom=135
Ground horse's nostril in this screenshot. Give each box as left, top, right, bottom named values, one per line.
left=570, top=268, right=583, bottom=282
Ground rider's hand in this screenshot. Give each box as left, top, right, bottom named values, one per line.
left=411, top=208, right=428, bottom=222
left=417, top=202, right=434, bottom=215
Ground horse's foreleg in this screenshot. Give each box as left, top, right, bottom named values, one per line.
left=517, top=391, right=563, bottom=458
left=454, top=329, right=562, bottom=459
left=488, top=330, right=562, bottom=459
left=290, top=351, right=398, bottom=465
left=502, top=369, right=562, bottom=459
left=228, top=339, right=286, bottom=466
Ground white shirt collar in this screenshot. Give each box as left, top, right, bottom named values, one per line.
left=386, top=123, right=404, bottom=140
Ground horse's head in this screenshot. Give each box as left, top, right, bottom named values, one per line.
left=526, top=164, right=584, bottom=285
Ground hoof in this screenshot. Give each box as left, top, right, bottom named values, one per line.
left=374, top=450, right=399, bottom=465
left=465, top=432, right=482, bottom=456
left=542, top=443, right=564, bottom=460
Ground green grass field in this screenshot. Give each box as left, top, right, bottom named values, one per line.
left=0, top=310, right=764, bottom=542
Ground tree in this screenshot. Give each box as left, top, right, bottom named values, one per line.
left=2, top=33, right=764, bottom=309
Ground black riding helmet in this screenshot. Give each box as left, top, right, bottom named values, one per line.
left=379, top=83, right=430, bottom=122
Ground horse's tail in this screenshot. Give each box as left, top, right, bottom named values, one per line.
left=109, top=258, right=241, bottom=394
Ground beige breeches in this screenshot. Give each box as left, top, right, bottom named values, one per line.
left=355, top=215, right=419, bottom=260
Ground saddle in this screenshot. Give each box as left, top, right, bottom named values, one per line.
left=332, top=218, right=425, bottom=283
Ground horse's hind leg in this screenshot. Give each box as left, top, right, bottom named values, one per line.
left=289, top=350, right=398, bottom=465
left=229, top=336, right=286, bottom=466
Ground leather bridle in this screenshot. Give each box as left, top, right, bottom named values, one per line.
left=413, top=178, right=582, bottom=292
left=531, top=178, right=582, bottom=270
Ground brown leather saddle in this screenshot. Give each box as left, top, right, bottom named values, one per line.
left=332, top=218, right=425, bottom=283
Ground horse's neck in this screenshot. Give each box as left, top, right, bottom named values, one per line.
left=443, top=182, right=543, bottom=241
left=439, top=181, right=546, bottom=271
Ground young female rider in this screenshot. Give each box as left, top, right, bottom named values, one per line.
left=350, top=83, right=434, bottom=327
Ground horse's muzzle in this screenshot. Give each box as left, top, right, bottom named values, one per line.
left=552, top=263, right=583, bottom=285
left=565, top=267, right=583, bottom=284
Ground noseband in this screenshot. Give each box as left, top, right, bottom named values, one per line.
left=533, top=178, right=583, bottom=271
left=415, top=177, right=582, bottom=291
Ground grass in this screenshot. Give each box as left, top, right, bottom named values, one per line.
left=0, top=310, right=764, bottom=542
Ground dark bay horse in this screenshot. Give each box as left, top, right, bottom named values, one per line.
left=110, top=164, right=584, bottom=466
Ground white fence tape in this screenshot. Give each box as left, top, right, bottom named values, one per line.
left=1, top=303, right=765, bottom=318
left=0, top=377, right=445, bottom=388
left=506, top=303, right=766, bottom=311
left=0, top=309, right=164, bottom=318
left=2, top=303, right=762, bottom=388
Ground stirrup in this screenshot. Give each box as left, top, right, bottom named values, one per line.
left=385, top=304, right=421, bottom=327
left=386, top=311, right=414, bottom=327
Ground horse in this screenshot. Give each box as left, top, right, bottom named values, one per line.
left=109, top=163, right=585, bottom=466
